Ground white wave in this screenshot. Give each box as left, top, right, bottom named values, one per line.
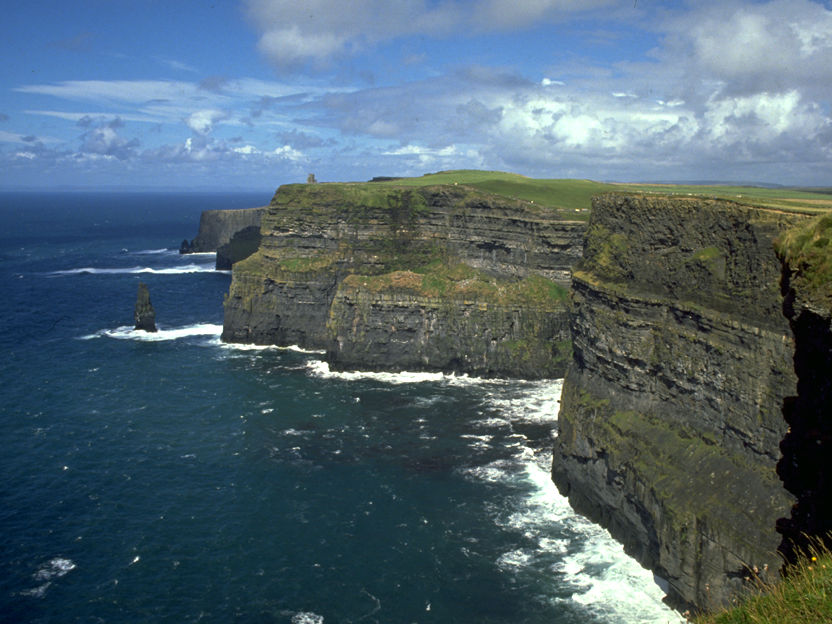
left=491, top=453, right=683, bottom=623
left=457, top=378, right=682, bottom=623
left=21, top=558, right=76, bottom=599
left=50, top=263, right=217, bottom=276
left=483, top=379, right=563, bottom=424
left=216, top=341, right=325, bottom=353
left=496, top=548, right=534, bottom=570
left=305, top=360, right=521, bottom=386
left=81, top=323, right=223, bottom=342
left=34, top=557, right=76, bottom=581
left=131, top=248, right=177, bottom=255
left=291, top=613, right=323, bottom=624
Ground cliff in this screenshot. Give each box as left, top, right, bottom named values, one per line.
left=180, top=206, right=266, bottom=255
left=774, top=214, right=832, bottom=564
left=551, top=194, right=809, bottom=610
left=222, top=183, right=584, bottom=377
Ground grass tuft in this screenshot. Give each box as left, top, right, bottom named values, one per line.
left=693, top=538, right=832, bottom=624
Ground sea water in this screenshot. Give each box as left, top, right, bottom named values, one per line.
left=0, top=192, right=684, bottom=623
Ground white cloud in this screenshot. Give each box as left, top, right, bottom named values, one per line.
left=663, top=0, right=832, bottom=99
left=272, top=145, right=304, bottom=161
left=233, top=144, right=259, bottom=155
left=186, top=109, right=227, bottom=134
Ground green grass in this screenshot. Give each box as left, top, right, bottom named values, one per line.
left=612, top=183, right=832, bottom=214
left=382, top=170, right=832, bottom=214
left=289, top=170, right=832, bottom=217
left=694, top=541, right=832, bottom=624
left=775, top=212, right=832, bottom=302
left=371, top=170, right=610, bottom=213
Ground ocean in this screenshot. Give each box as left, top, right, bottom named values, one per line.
left=0, top=192, right=683, bottom=623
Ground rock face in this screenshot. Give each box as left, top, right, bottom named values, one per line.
left=216, top=225, right=262, bottom=271
left=134, top=282, right=157, bottom=332
left=222, top=183, right=584, bottom=377
left=774, top=214, right=832, bottom=563
left=551, top=194, right=807, bottom=609
left=180, top=206, right=266, bottom=256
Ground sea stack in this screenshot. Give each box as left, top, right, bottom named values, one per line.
left=134, top=282, right=157, bottom=332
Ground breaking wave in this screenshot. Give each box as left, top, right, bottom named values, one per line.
left=51, top=264, right=218, bottom=276
left=81, top=323, right=223, bottom=342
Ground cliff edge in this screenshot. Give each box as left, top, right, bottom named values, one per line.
left=551, top=194, right=808, bottom=610
left=222, top=182, right=584, bottom=378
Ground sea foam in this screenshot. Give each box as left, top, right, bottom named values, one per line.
left=459, top=380, right=684, bottom=624
left=50, top=263, right=218, bottom=276
left=20, top=557, right=76, bottom=599
left=81, top=323, right=223, bottom=342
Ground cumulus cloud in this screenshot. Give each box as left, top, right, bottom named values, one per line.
left=661, top=0, right=832, bottom=100
left=186, top=109, right=227, bottom=134
left=79, top=117, right=139, bottom=160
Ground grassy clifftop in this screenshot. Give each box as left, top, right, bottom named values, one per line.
left=365, top=169, right=832, bottom=214
left=776, top=212, right=832, bottom=306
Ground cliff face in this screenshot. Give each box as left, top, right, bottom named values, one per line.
left=774, top=214, right=832, bottom=563
left=181, top=206, right=266, bottom=254
left=222, top=183, right=583, bottom=377
left=327, top=273, right=571, bottom=378
left=551, top=194, right=807, bottom=609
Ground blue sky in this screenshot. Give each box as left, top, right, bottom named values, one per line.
left=2, top=0, right=831, bottom=190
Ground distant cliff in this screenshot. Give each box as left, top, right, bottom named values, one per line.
left=180, top=206, right=266, bottom=257
left=551, top=194, right=809, bottom=610
left=222, top=183, right=584, bottom=378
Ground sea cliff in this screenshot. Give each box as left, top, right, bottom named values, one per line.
left=180, top=206, right=266, bottom=268
left=222, top=182, right=584, bottom=378
left=551, top=194, right=809, bottom=609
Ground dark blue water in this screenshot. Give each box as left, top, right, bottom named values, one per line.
left=0, top=193, right=682, bottom=624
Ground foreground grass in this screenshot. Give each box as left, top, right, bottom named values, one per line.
left=694, top=544, right=832, bottom=624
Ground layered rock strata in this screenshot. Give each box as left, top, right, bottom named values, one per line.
left=222, top=183, right=583, bottom=377
left=216, top=225, right=262, bottom=270
left=180, top=206, right=266, bottom=255
left=551, top=194, right=807, bottom=609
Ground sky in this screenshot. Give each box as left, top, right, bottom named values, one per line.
left=1, top=0, right=831, bottom=191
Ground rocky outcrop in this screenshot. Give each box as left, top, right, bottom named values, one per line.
left=551, top=194, right=808, bottom=610
left=180, top=206, right=266, bottom=254
left=134, top=282, right=156, bottom=332
left=222, top=183, right=584, bottom=377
